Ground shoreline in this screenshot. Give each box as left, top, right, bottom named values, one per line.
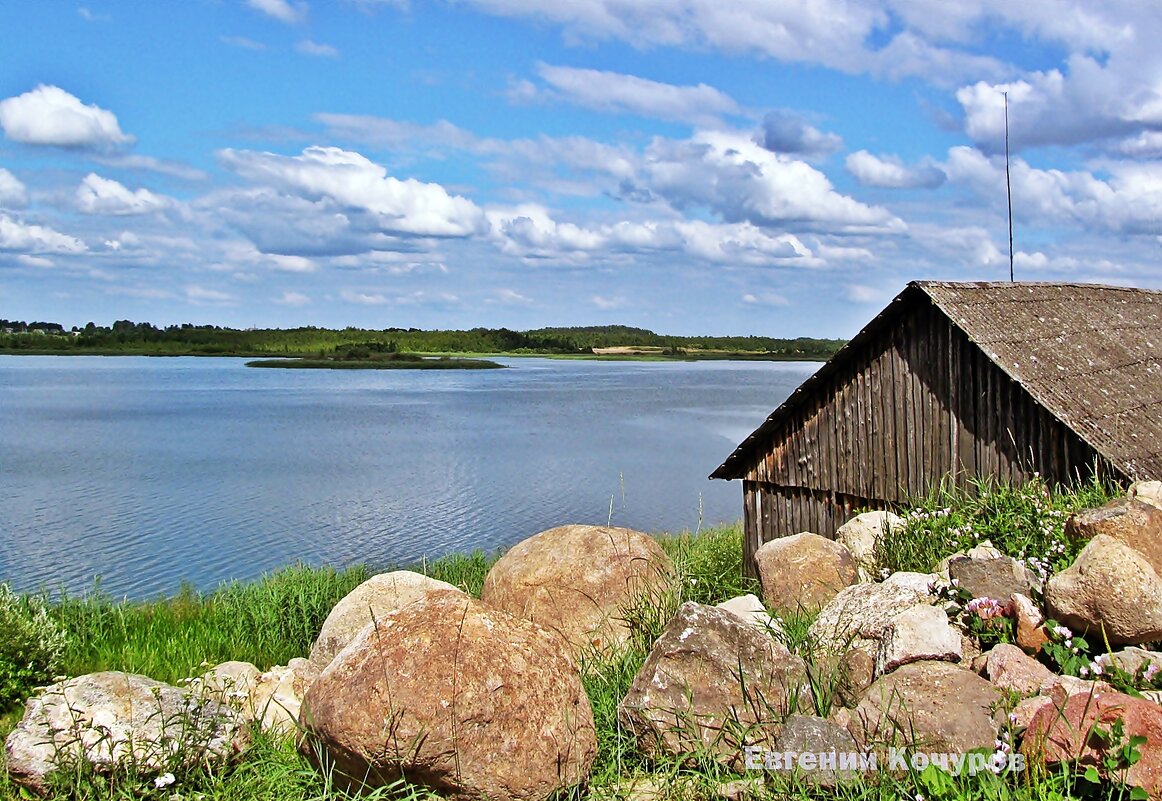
left=0, top=348, right=826, bottom=362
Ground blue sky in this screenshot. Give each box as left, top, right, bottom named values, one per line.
left=1, top=1, right=1160, bottom=337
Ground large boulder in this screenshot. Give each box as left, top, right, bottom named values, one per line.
left=309, top=570, right=462, bottom=668
left=1045, top=534, right=1162, bottom=645
left=5, top=671, right=247, bottom=794
left=753, top=533, right=859, bottom=615
left=1065, top=498, right=1162, bottom=575
left=874, top=604, right=963, bottom=677
left=809, top=581, right=933, bottom=658
left=1023, top=690, right=1162, bottom=798
left=618, top=602, right=810, bottom=765
left=850, top=661, right=1004, bottom=753
left=835, top=511, right=903, bottom=581
left=300, top=590, right=596, bottom=801
left=480, top=525, right=674, bottom=657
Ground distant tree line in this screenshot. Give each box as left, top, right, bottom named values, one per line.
left=0, top=319, right=845, bottom=359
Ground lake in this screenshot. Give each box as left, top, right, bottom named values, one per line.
left=0, top=355, right=816, bottom=598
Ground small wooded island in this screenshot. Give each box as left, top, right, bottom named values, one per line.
left=246, top=342, right=502, bottom=369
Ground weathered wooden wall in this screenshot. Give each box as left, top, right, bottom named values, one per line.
left=740, top=296, right=1109, bottom=576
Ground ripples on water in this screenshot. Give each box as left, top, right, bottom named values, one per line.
left=0, top=356, right=816, bottom=598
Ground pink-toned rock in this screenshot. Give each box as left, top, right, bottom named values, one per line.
left=1066, top=498, right=1162, bottom=575
left=1011, top=593, right=1049, bottom=653
left=754, top=533, right=859, bottom=615
left=985, top=644, right=1056, bottom=697
left=300, top=591, right=596, bottom=800
left=481, top=524, right=674, bottom=657
left=1023, top=690, right=1162, bottom=798
left=850, top=661, right=1004, bottom=753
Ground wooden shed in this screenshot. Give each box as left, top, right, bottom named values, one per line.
left=710, top=281, right=1162, bottom=575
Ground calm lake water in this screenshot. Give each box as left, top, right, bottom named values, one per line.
left=0, top=355, right=816, bottom=598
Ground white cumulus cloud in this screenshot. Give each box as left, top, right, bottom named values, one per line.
left=218, top=146, right=487, bottom=237
left=0, top=168, right=28, bottom=208
left=76, top=173, right=172, bottom=215
left=757, top=111, right=843, bottom=159
left=846, top=150, right=946, bottom=189
left=624, top=130, right=903, bottom=233
left=0, top=85, right=133, bottom=149
left=0, top=213, right=86, bottom=254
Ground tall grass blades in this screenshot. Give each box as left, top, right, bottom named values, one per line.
left=874, top=473, right=1120, bottom=577
left=49, top=564, right=369, bottom=685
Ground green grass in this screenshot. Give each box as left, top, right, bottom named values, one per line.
left=0, top=496, right=1147, bottom=800
left=874, top=473, right=1120, bottom=579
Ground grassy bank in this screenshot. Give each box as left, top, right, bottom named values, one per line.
left=0, top=477, right=1137, bottom=799
left=245, top=357, right=505, bottom=369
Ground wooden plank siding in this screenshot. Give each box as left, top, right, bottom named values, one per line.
left=737, top=295, right=1110, bottom=573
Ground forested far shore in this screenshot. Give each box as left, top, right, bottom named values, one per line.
left=0, top=319, right=845, bottom=360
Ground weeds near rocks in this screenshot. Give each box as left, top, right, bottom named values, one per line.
left=44, top=564, right=369, bottom=686
left=875, top=473, right=1119, bottom=577
left=0, top=583, right=69, bottom=711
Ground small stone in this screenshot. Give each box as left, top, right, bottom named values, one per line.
left=881, top=571, right=941, bottom=595
left=875, top=604, right=963, bottom=676
left=773, top=715, right=861, bottom=788
left=984, top=644, right=1056, bottom=697
left=1011, top=593, right=1049, bottom=653
left=1109, top=646, right=1162, bottom=677
left=717, top=777, right=765, bottom=800
left=835, top=511, right=904, bottom=581
left=838, top=648, right=876, bottom=704
left=1130, top=481, right=1162, bottom=510
left=948, top=555, right=1034, bottom=603
left=716, top=594, right=782, bottom=637
left=1010, top=695, right=1053, bottom=732
left=967, top=540, right=1004, bottom=560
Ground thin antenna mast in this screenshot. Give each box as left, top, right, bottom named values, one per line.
left=1004, top=91, right=1014, bottom=282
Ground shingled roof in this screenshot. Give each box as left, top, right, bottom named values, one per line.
left=712, top=281, right=1162, bottom=482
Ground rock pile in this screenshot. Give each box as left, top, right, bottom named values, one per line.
left=8, top=495, right=1162, bottom=799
